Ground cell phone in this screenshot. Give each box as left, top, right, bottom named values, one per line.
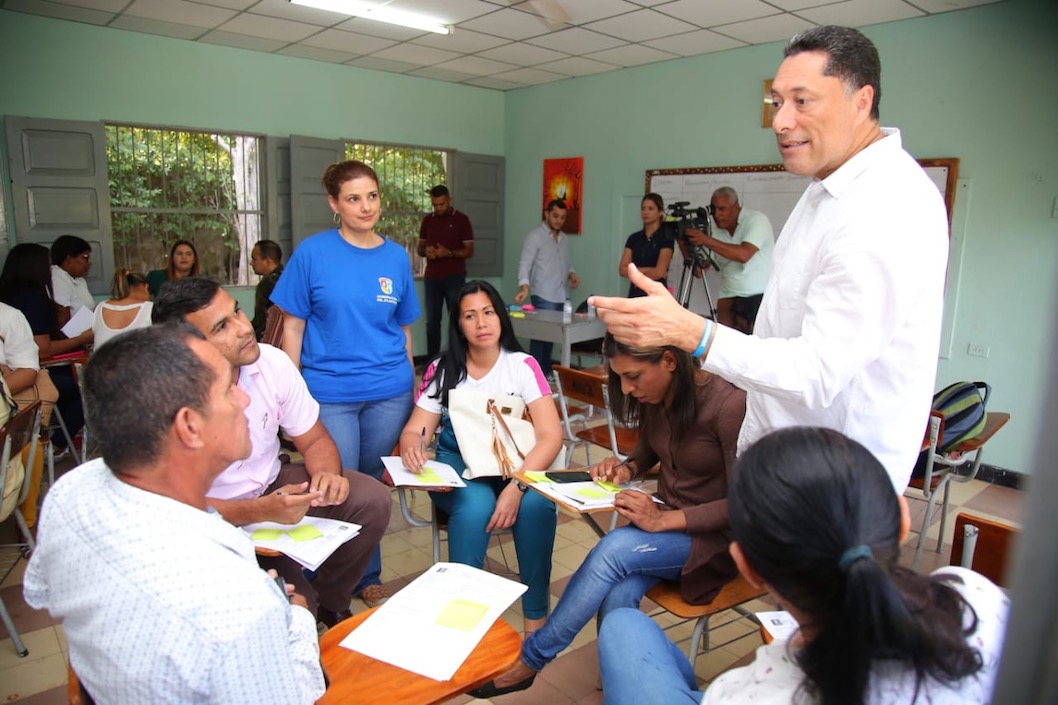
left=545, top=470, right=593, bottom=483
left=274, top=575, right=291, bottom=602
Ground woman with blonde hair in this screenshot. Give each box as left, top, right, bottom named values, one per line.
left=92, top=269, right=153, bottom=348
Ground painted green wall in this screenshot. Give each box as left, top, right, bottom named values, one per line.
left=501, top=0, right=1058, bottom=474
left=1, top=1, right=1055, bottom=473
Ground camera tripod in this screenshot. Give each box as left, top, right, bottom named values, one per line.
left=674, top=242, right=720, bottom=321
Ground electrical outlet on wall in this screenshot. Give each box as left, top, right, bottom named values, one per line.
left=967, top=342, right=990, bottom=359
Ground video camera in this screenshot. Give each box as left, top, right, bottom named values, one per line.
left=662, top=201, right=718, bottom=271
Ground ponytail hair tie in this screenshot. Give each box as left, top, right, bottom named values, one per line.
left=838, top=544, right=872, bottom=573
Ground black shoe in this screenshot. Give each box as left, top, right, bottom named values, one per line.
left=468, top=673, right=536, bottom=698
left=317, top=607, right=352, bottom=629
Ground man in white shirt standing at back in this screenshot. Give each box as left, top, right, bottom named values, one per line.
left=592, top=25, right=949, bottom=493
left=25, top=324, right=326, bottom=704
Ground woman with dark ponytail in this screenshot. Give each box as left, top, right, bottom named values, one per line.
left=599, top=427, right=1008, bottom=705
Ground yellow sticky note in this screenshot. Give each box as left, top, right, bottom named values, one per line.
left=594, top=480, right=622, bottom=493
left=251, top=528, right=283, bottom=541
left=418, top=468, right=444, bottom=484
left=286, top=524, right=324, bottom=542
left=523, top=471, right=552, bottom=484
left=575, top=487, right=610, bottom=500
left=436, top=599, right=489, bottom=632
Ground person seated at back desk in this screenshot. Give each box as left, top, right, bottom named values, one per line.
left=153, top=277, right=391, bottom=628
left=250, top=239, right=284, bottom=340
left=25, top=324, right=326, bottom=703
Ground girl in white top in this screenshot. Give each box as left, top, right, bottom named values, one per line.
left=598, top=427, right=1008, bottom=705
left=92, top=270, right=153, bottom=349
left=398, top=280, right=563, bottom=635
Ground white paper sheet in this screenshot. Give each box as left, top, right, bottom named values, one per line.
left=756, top=610, right=799, bottom=642
left=381, top=456, right=466, bottom=488
left=339, top=562, right=526, bottom=681
left=61, top=305, right=93, bottom=337
left=242, top=516, right=361, bottom=571
left=523, top=475, right=663, bottom=510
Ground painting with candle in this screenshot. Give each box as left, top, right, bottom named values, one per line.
left=542, top=157, right=583, bottom=234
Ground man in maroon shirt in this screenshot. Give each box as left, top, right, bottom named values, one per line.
left=417, top=185, right=474, bottom=361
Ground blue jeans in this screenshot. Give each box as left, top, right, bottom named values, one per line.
left=431, top=420, right=557, bottom=619
left=424, top=274, right=465, bottom=361
left=318, top=390, right=413, bottom=591
left=521, top=526, right=691, bottom=671
left=529, top=295, right=563, bottom=375
left=599, top=608, right=703, bottom=705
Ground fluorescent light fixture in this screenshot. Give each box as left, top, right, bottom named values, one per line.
left=289, top=0, right=453, bottom=35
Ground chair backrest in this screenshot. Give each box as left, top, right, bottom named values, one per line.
left=950, top=512, right=1018, bottom=587
left=261, top=305, right=286, bottom=347
left=1, top=400, right=42, bottom=466
left=553, top=366, right=607, bottom=410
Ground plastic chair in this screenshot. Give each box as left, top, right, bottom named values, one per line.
left=908, top=410, right=1010, bottom=569
left=645, top=575, right=767, bottom=671
left=0, top=401, right=43, bottom=657
left=553, top=365, right=638, bottom=467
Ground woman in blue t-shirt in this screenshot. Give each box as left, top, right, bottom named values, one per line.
left=619, top=193, right=674, bottom=298
left=271, top=160, right=421, bottom=607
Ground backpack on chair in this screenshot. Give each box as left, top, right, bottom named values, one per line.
left=911, top=381, right=990, bottom=478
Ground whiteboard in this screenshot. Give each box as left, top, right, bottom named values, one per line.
left=646, top=159, right=958, bottom=239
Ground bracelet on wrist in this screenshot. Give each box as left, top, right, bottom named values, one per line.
left=692, top=319, right=714, bottom=358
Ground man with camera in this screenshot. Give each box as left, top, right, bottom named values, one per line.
left=592, top=26, right=949, bottom=493
left=681, top=187, right=774, bottom=333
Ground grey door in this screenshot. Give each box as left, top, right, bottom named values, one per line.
left=289, top=135, right=343, bottom=250
left=451, top=152, right=504, bottom=278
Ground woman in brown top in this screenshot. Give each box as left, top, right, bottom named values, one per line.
left=473, top=333, right=746, bottom=697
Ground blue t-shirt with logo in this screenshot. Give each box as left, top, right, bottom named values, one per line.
left=271, top=229, right=421, bottom=403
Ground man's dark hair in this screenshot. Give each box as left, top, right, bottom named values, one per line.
left=83, top=323, right=212, bottom=474
left=546, top=199, right=568, bottom=213
left=152, top=277, right=222, bottom=324
left=429, top=185, right=450, bottom=198
left=50, top=235, right=91, bottom=266
left=254, top=239, right=282, bottom=264
left=785, top=25, right=881, bottom=120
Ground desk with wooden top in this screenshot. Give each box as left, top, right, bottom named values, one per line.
left=513, top=469, right=645, bottom=539
left=317, top=607, right=522, bottom=705
left=509, top=310, right=607, bottom=368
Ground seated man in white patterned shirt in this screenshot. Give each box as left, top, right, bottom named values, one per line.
left=24, top=324, right=325, bottom=704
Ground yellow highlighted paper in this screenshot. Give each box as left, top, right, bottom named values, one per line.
left=575, top=487, right=610, bottom=500
left=523, top=471, right=552, bottom=484
left=251, top=528, right=284, bottom=541
left=418, top=468, right=444, bottom=484
left=594, top=480, right=623, bottom=493
left=436, top=598, right=489, bottom=632
left=286, top=524, right=324, bottom=542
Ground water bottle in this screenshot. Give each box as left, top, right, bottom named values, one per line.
left=562, top=298, right=572, bottom=324
left=587, top=298, right=596, bottom=319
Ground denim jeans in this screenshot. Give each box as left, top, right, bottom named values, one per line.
left=598, top=608, right=703, bottom=705
left=318, top=389, right=413, bottom=591
left=529, top=295, right=563, bottom=375
left=431, top=419, right=557, bottom=619
left=424, top=274, right=465, bottom=361
left=521, top=525, right=691, bottom=670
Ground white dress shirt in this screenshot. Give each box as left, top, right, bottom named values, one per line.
left=517, top=223, right=574, bottom=303
left=50, top=265, right=95, bottom=312
left=0, top=302, right=39, bottom=370
left=705, top=129, right=949, bottom=491
left=24, top=460, right=325, bottom=704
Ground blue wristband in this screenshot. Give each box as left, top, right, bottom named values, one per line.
left=693, top=320, right=714, bottom=358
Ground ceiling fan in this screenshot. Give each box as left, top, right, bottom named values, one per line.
left=524, top=0, right=571, bottom=31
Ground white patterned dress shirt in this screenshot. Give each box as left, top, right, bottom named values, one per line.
left=24, top=459, right=325, bottom=704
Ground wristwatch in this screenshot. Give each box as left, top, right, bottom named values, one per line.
left=515, top=481, right=529, bottom=493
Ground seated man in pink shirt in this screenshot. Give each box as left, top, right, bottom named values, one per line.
left=153, top=277, right=391, bottom=627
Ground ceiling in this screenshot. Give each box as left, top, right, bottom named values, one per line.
left=1, top=0, right=1004, bottom=91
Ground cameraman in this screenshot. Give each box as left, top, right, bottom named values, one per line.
left=681, top=187, right=774, bottom=333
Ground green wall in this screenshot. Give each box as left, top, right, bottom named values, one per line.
left=2, top=1, right=1055, bottom=473
left=501, top=0, right=1058, bottom=475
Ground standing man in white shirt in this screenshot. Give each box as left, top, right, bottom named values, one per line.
left=25, top=324, right=326, bottom=704
left=514, top=199, right=580, bottom=374
left=592, top=25, right=949, bottom=493
left=683, top=187, right=775, bottom=332
left=49, top=235, right=96, bottom=314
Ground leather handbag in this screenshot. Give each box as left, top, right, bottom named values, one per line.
left=447, top=388, right=563, bottom=480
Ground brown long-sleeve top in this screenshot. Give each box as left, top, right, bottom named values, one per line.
left=628, top=373, right=747, bottom=604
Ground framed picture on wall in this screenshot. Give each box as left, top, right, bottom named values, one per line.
left=542, top=157, right=583, bottom=234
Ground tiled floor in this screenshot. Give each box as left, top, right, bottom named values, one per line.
left=0, top=444, right=1024, bottom=703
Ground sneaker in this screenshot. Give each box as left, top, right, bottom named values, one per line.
left=357, top=584, right=389, bottom=608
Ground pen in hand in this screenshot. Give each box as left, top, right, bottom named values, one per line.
left=420, top=426, right=426, bottom=456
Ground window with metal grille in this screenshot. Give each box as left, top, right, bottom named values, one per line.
left=106, top=125, right=264, bottom=286
left=346, top=142, right=448, bottom=278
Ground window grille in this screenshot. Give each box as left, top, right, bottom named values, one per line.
left=346, top=142, right=448, bottom=278
left=106, top=125, right=264, bottom=286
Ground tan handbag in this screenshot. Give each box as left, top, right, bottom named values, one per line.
left=447, top=388, right=563, bottom=480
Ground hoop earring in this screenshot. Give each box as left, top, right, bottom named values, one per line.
left=333, top=212, right=341, bottom=225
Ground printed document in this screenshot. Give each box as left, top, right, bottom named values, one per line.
left=381, top=456, right=466, bottom=488
left=242, top=516, right=361, bottom=571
